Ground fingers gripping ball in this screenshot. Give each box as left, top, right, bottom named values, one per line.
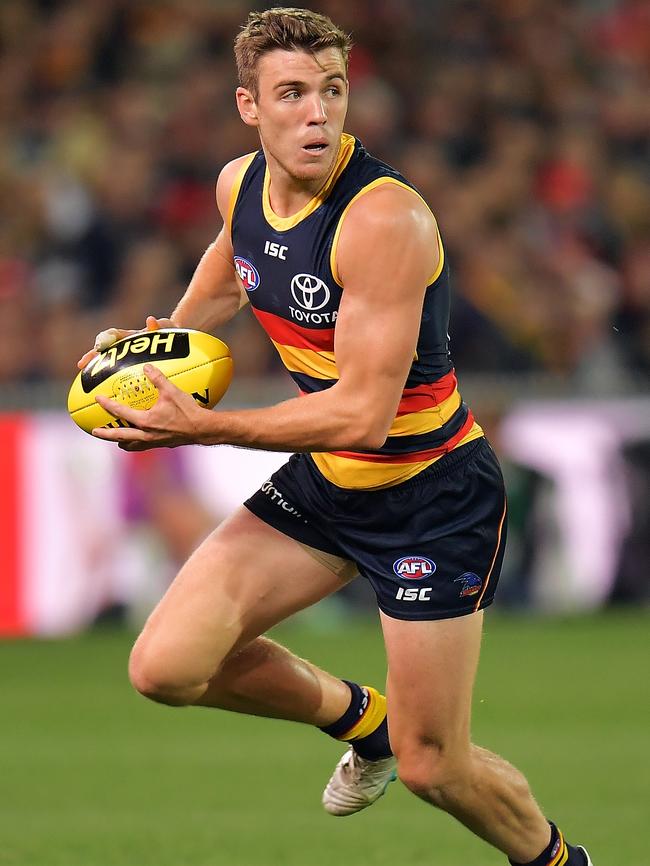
left=68, top=328, right=233, bottom=434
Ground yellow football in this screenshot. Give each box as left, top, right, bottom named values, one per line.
left=68, top=328, right=233, bottom=434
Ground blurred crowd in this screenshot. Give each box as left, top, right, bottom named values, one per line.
left=0, top=0, right=648, bottom=390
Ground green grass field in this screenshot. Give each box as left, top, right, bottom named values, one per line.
left=1, top=610, right=648, bottom=866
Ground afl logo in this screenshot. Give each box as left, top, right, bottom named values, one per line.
left=290, top=273, right=330, bottom=311
left=234, top=257, right=260, bottom=291
left=393, top=556, right=436, bottom=580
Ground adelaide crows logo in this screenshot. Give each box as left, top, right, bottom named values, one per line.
left=454, top=572, right=483, bottom=597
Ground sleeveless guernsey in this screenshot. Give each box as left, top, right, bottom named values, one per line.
left=229, top=133, right=483, bottom=490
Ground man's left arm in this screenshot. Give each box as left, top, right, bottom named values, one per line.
left=92, top=185, right=439, bottom=452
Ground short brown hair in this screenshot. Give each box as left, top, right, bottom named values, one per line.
left=234, top=7, right=352, bottom=96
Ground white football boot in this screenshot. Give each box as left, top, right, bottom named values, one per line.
left=322, top=747, right=397, bottom=816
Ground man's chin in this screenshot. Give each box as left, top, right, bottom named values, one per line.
left=292, top=166, right=329, bottom=183
left=262, top=142, right=338, bottom=187
left=293, top=154, right=337, bottom=183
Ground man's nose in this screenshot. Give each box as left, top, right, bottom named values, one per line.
left=306, top=94, right=327, bottom=124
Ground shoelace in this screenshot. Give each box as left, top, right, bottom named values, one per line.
left=342, top=753, right=363, bottom=782
left=346, top=752, right=390, bottom=784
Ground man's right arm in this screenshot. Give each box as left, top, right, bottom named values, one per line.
left=78, top=155, right=249, bottom=368
left=168, top=226, right=244, bottom=332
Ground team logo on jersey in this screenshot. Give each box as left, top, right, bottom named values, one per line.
left=290, top=273, right=330, bottom=311
left=234, top=256, right=260, bottom=291
left=454, top=572, right=482, bottom=597
left=393, top=556, right=436, bottom=580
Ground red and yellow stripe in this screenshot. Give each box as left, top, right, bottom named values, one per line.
left=272, top=342, right=338, bottom=380
left=389, top=390, right=461, bottom=437
left=253, top=306, right=484, bottom=488
left=252, top=308, right=335, bottom=352
left=396, top=371, right=458, bottom=414
left=312, top=421, right=483, bottom=489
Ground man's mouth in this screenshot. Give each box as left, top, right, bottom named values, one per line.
left=303, top=142, right=328, bottom=152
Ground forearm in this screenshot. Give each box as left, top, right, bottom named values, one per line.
left=195, top=385, right=388, bottom=453
left=171, top=241, right=243, bottom=332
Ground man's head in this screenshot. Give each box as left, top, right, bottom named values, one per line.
left=234, top=8, right=353, bottom=185
left=234, top=7, right=352, bottom=99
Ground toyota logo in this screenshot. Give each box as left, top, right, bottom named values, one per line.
left=290, top=273, right=331, bottom=311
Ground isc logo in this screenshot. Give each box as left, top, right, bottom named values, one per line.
left=396, top=586, right=432, bottom=602
left=393, top=556, right=436, bottom=580
left=264, top=240, right=288, bottom=260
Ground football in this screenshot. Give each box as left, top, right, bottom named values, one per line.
left=68, top=328, right=233, bottom=434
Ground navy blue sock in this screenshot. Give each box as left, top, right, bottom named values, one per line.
left=319, top=681, right=367, bottom=738
left=319, top=680, right=392, bottom=760
left=351, top=714, right=391, bottom=760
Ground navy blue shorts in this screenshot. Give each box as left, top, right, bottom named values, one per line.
left=244, top=438, right=507, bottom=621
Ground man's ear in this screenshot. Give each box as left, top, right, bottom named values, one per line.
left=236, top=87, right=259, bottom=127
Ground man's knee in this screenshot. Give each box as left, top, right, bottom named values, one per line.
left=128, top=640, right=205, bottom=707
left=395, top=739, right=471, bottom=805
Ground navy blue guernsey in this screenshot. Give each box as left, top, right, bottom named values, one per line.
left=229, top=133, right=482, bottom=489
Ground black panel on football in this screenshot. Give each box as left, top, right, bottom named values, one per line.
left=81, top=331, right=191, bottom=393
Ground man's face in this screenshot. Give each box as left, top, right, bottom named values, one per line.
left=237, top=47, right=349, bottom=184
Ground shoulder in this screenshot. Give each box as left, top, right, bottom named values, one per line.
left=330, top=181, right=441, bottom=286
left=344, top=181, right=436, bottom=237
left=215, top=152, right=259, bottom=223
left=334, top=181, right=439, bottom=287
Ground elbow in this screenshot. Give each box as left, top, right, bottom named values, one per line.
left=328, top=385, right=394, bottom=451
left=345, top=418, right=391, bottom=452
left=353, top=430, right=389, bottom=451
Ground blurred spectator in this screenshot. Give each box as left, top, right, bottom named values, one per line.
left=0, top=0, right=647, bottom=389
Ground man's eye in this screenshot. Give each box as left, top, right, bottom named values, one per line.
left=282, top=91, right=300, bottom=100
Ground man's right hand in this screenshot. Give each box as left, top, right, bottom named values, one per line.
left=77, top=316, right=175, bottom=369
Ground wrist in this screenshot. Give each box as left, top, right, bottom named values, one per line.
left=194, top=408, right=224, bottom=446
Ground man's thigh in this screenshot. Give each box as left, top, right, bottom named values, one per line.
left=135, top=506, right=353, bottom=686
left=380, top=610, right=484, bottom=757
